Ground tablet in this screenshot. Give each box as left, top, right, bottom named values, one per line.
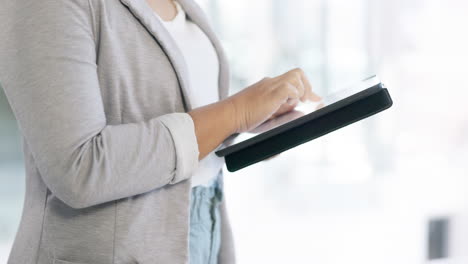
left=215, top=75, right=393, bottom=172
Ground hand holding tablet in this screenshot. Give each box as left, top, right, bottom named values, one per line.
left=216, top=75, right=393, bottom=172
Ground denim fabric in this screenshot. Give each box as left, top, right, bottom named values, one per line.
left=189, top=175, right=223, bottom=264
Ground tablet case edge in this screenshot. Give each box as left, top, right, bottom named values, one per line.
left=224, top=88, right=393, bottom=172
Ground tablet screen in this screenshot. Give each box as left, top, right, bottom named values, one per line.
left=222, top=75, right=382, bottom=147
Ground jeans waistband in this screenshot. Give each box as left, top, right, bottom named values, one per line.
left=191, top=171, right=223, bottom=203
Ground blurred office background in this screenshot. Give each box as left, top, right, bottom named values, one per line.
left=1, top=0, right=468, bottom=263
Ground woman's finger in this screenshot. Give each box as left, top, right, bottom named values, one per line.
left=298, top=70, right=321, bottom=102
left=315, top=102, right=325, bottom=110
left=295, top=68, right=322, bottom=102
left=285, top=82, right=301, bottom=105
left=285, top=72, right=305, bottom=99
left=309, top=91, right=322, bottom=102
left=298, top=70, right=312, bottom=102
left=280, top=68, right=305, bottom=99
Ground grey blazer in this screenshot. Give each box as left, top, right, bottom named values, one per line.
left=0, top=0, right=235, bottom=263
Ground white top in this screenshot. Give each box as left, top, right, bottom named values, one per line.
left=153, top=1, right=224, bottom=187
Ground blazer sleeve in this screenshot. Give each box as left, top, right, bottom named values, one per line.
left=0, top=0, right=199, bottom=208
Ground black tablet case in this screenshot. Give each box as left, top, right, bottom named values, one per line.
left=216, top=84, right=393, bottom=172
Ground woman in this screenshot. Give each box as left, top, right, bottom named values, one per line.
left=0, top=0, right=320, bottom=263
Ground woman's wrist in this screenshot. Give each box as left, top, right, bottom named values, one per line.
left=187, top=97, right=241, bottom=159
left=223, top=97, right=242, bottom=134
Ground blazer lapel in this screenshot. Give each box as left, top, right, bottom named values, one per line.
left=119, top=0, right=194, bottom=110
left=119, top=0, right=231, bottom=108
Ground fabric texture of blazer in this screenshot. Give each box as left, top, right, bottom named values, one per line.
left=0, top=0, right=235, bottom=263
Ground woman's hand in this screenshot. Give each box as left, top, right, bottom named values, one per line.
left=228, top=68, right=321, bottom=133
left=189, top=68, right=321, bottom=160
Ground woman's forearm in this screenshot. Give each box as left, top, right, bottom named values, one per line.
left=188, top=99, right=238, bottom=160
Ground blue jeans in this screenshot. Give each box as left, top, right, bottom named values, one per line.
left=189, top=175, right=223, bottom=264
